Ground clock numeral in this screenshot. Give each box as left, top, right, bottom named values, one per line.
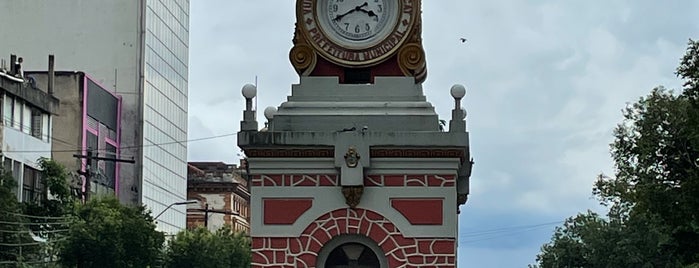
left=355, top=25, right=361, bottom=33
left=378, top=5, right=382, bottom=12
left=344, top=23, right=350, bottom=31
left=365, top=23, right=370, bottom=31
left=332, top=4, right=338, bottom=12
left=373, top=16, right=378, bottom=22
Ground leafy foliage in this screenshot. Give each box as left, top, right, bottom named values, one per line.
left=57, top=197, right=165, bottom=268
left=0, top=169, right=32, bottom=264
left=37, top=157, right=73, bottom=203
left=678, top=39, right=699, bottom=99
left=0, top=160, right=76, bottom=266
left=533, top=40, right=699, bottom=267
left=164, top=225, right=251, bottom=268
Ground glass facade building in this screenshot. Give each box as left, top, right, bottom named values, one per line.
left=142, top=0, right=190, bottom=234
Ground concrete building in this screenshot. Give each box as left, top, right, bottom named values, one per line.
left=26, top=70, right=123, bottom=199
left=0, top=0, right=190, bottom=233
left=186, top=162, right=250, bottom=234
left=0, top=62, right=59, bottom=202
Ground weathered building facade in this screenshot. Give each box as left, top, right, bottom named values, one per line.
left=0, top=59, right=59, bottom=202
left=27, top=71, right=122, bottom=198
left=186, top=162, right=250, bottom=234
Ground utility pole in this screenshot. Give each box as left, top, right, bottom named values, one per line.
left=204, top=203, right=209, bottom=228
left=195, top=203, right=239, bottom=229
left=74, top=149, right=135, bottom=201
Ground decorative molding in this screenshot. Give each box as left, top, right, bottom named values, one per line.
left=252, top=174, right=456, bottom=188
left=342, top=186, right=364, bottom=209
left=364, top=174, right=455, bottom=187
left=344, top=146, right=360, bottom=168
left=456, top=194, right=468, bottom=214
left=371, top=148, right=466, bottom=162
left=245, top=148, right=334, bottom=158
left=289, top=34, right=317, bottom=76
left=251, top=174, right=339, bottom=187
left=398, top=43, right=427, bottom=83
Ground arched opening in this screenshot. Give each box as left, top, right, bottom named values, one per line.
left=317, top=235, right=387, bottom=268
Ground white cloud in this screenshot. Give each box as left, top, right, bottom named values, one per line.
left=189, top=1, right=697, bottom=266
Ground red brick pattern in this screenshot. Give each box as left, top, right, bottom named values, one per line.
left=252, top=208, right=455, bottom=267
left=251, top=174, right=339, bottom=187
left=364, top=174, right=455, bottom=187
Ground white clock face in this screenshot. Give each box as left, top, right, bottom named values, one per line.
left=319, top=0, right=398, bottom=48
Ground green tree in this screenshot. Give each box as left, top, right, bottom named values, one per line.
left=57, top=197, right=165, bottom=268
left=1, top=159, right=75, bottom=266
left=0, top=169, right=32, bottom=265
left=533, top=39, right=699, bottom=267
left=19, top=158, right=76, bottom=266
left=164, top=226, right=251, bottom=268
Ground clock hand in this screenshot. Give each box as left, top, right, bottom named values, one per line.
left=357, top=8, right=378, bottom=18
left=333, top=2, right=370, bottom=21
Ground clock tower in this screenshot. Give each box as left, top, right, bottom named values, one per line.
left=291, top=0, right=426, bottom=83
left=238, top=1, right=472, bottom=267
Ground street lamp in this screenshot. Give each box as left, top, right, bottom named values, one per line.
left=154, top=200, right=198, bottom=220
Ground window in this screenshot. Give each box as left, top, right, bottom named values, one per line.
left=31, top=109, right=42, bottom=139
left=86, top=131, right=98, bottom=151
left=21, top=103, right=30, bottom=134
left=102, top=143, right=117, bottom=191
left=3, top=95, right=13, bottom=126
left=11, top=160, right=20, bottom=200
left=12, top=99, right=21, bottom=129
left=22, top=166, right=43, bottom=203
left=3, top=158, right=11, bottom=173
left=42, top=114, right=50, bottom=142
left=1, top=157, right=16, bottom=196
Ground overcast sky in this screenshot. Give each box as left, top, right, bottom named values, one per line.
left=187, top=1, right=698, bottom=267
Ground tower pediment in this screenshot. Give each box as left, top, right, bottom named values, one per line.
left=270, top=76, right=438, bottom=132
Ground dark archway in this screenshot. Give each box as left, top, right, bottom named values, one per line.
left=317, top=235, right=387, bottom=268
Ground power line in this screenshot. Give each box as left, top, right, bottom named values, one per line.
left=0, top=260, right=59, bottom=265
left=0, top=238, right=66, bottom=247
left=1, top=211, right=70, bottom=220
left=0, top=114, right=118, bottom=151
left=0, top=229, right=69, bottom=234
left=459, top=220, right=563, bottom=237
left=0, top=221, right=69, bottom=226
left=458, top=221, right=562, bottom=244
left=2, top=132, right=238, bottom=154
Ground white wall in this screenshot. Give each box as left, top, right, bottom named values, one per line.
left=0, top=0, right=143, bottom=205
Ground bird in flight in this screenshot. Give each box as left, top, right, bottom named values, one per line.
left=460, top=38, right=468, bottom=43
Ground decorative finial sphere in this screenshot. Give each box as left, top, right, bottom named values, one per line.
left=264, top=106, right=277, bottom=120
left=242, top=84, right=257, bottom=99
left=450, top=84, right=466, bottom=99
